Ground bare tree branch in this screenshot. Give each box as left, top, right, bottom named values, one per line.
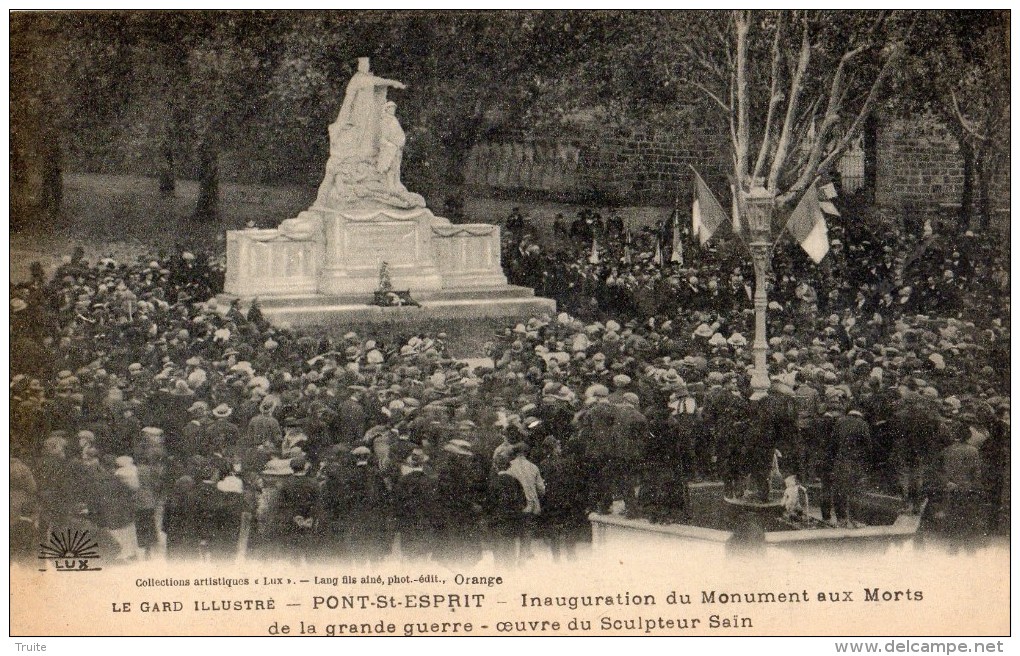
left=950, top=89, right=991, bottom=142
left=767, top=13, right=810, bottom=192
left=681, top=42, right=726, bottom=81
left=780, top=39, right=871, bottom=200
left=781, top=38, right=908, bottom=204
left=691, top=81, right=731, bottom=113
left=752, top=11, right=785, bottom=182
left=734, top=9, right=751, bottom=188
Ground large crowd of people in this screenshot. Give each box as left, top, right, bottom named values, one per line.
left=10, top=200, right=1010, bottom=567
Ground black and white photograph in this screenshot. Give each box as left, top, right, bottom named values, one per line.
left=8, top=9, right=1011, bottom=641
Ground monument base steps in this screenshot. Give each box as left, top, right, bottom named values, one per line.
left=217, top=286, right=556, bottom=330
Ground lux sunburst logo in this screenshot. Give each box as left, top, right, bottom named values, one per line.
left=37, top=529, right=103, bottom=572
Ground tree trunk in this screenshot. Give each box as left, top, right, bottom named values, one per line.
left=958, top=139, right=974, bottom=232
left=194, top=139, right=218, bottom=222
left=39, top=123, right=62, bottom=217
left=158, top=133, right=176, bottom=195
left=862, top=114, right=879, bottom=204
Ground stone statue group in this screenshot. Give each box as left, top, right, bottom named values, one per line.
left=315, top=57, right=425, bottom=211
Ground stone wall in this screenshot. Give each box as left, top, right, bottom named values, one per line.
left=874, top=114, right=1009, bottom=215
left=464, top=113, right=1009, bottom=215
left=463, top=116, right=731, bottom=206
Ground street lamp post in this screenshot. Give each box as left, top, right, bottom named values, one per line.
left=743, top=187, right=775, bottom=393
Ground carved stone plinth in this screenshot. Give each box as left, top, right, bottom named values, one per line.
left=314, top=206, right=443, bottom=295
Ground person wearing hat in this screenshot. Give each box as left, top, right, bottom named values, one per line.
left=732, top=389, right=779, bottom=503
left=318, top=446, right=391, bottom=564
left=433, top=439, right=486, bottom=564
left=536, top=436, right=587, bottom=562
left=538, top=382, right=577, bottom=444
left=933, top=418, right=985, bottom=538
left=887, top=389, right=945, bottom=514
left=492, top=420, right=528, bottom=469
left=274, top=455, right=320, bottom=563
left=487, top=449, right=528, bottom=568
left=818, top=398, right=872, bottom=528
left=391, top=443, right=437, bottom=561
left=245, top=395, right=283, bottom=454
left=589, top=390, right=645, bottom=516
left=977, top=404, right=1010, bottom=533
left=34, top=433, right=82, bottom=535
left=206, top=403, right=241, bottom=459
left=281, top=417, right=309, bottom=457
left=704, top=379, right=750, bottom=499
left=162, top=474, right=199, bottom=560
left=574, top=384, right=615, bottom=500
left=170, top=400, right=210, bottom=462
left=192, top=458, right=244, bottom=561
left=336, top=389, right=368, bottom=446
left=792, top=378, right=821, bottom=482
left=89, top=454, right=141, bottom=562
left=153, top=379, right=195, bottom=440
left=133, top=446, right=164, bottom=560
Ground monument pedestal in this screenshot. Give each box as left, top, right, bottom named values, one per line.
left=313, top=205, right=445, bottom=295
left=224, top=207, right=552, bottom=328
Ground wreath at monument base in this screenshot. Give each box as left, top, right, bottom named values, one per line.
left=372, top=290, right=420, bottom=308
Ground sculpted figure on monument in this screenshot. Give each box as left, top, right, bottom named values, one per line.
left=377, top=101, right=409, bottom=196
left=314, top=57, right=425, bottom=211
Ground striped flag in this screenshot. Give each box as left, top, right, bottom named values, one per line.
left=785, top=181, right=830, bottom=264
left=692, top=171, right=728, bottom=246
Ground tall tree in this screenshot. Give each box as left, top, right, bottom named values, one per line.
left=897, top=11, right=1009, bottom=230
left=682, top=10, right=914, bottom=207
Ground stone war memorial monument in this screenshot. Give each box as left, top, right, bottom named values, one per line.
left=224, top=57, right=554, bottom=325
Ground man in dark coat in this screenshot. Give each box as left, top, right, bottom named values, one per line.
left=575, top=385, right=617, bottom=513
left=176, top=401, right=211, bottom=460
left=206, top=404, right=241, bottom=457
left=538, top=437, right=588, bottom=560
left=432, top=440, right=486, bottom=563
left=487, top=451, right=527, bottom=568
left=936, top=418, right=985, bottom=537
left=706, top=381, right=750, bottom=498
left=276, top=456, right=321, bottom=562
left=391, top=444, right=437, bottom=561
left=820, top=401, right=872, bottom=526
left=607, top=392, right=647, bottom=514
left=744, top=388, right=795, bottom=502
left=335, top=391, right=367, bottom=446
left=888, top=391, right=944, bottom=513
left=162, top=475, right=200, bottom=560
left=317, top=446, right=391, bottom=563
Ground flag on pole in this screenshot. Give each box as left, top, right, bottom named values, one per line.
left=785, top=181, right=830, bottom=264
left=670, top=209, right=683, bottom=264
left=588, top=238, right=600, bottom=265
left=692, top=170, right=728, bottom=246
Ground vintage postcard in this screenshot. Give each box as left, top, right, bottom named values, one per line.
left=9, top=9, right=1011, bottom=642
